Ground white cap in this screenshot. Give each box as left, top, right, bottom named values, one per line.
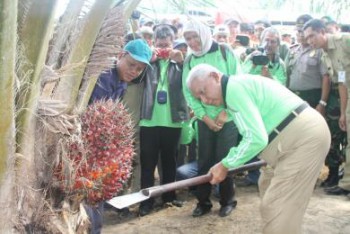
left=139, top=26, right=153, bottom=35
left=213, top=24, right=230, bottom=36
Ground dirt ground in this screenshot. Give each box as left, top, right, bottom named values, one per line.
left=102, top=180, right=350, bottom=234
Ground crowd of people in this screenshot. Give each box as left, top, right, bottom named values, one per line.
left=87, top=11, right=350, bottom=234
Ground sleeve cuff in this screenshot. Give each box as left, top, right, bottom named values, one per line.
left=221, top=158, right=231, bottom=169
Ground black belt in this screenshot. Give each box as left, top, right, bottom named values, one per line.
left=268, top=102, right=309, bottom=143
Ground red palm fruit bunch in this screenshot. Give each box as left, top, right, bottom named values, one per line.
left=54, top=99, right=135, bottom=205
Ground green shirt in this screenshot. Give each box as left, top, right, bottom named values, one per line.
left=243, top=58, right=287, bottom=86
left=140, top=60, right=182, bottom=128
left=221, top=74, right=304, bottom=169
left=182, top=43, right=241, bottom=120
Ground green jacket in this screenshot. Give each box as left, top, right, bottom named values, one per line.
left=221, top=74, right=303, bottom=168
left=182, top=42, right=241, bottom=120
left=243, top=56, right=287, bottom=86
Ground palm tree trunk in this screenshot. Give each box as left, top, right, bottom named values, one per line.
left=15, top=0, right=59, bottom=230
left=0, top=1, right=18, bottom=232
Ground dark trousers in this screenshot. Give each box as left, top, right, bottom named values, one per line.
left=85, top=203, right=103, bottom=234
left=140, top=126, right=181, bottom=207
left=293, top=88, right=321, bottom=108
left=196, top=120, right=239, bottom=207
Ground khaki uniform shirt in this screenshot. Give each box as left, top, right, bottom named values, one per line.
left=325, top=33, right=350, bottom=88
left=286, top=44, right=329, bottom=90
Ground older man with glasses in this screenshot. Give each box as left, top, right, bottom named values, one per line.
left=243, top=27, right=287, bottom=86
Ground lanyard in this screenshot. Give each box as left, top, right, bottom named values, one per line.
left=159, top=60, right=169, bottom=90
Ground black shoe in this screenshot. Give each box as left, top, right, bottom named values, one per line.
left=326, top=186, right=350, bottom=196
left=219, top=200, right=237, bottom=217
left=320, top=180, right=338, bottom=188
left=192, top=204, right=212, bottom=217
left=324, top=185, right=338, bottom=192
left=219, top=205, right=234, bottom=217
left=321, top=166, right=340, bottom=188
left=139, top=205, right=153, bottom=217
left=171, top=199, right=184, bottom=207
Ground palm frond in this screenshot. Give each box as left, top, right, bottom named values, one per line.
left=75, top=5, right=126, bottom=112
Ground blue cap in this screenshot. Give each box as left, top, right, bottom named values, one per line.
left=124, top=39, right=152, bottom=66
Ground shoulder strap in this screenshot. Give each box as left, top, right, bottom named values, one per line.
left=184, top=53, right=193, bottom=70
left=219, top=43, right=227, bottom=61
left=184, top=44, right=228, bottom=70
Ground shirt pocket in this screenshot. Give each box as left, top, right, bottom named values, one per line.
left=306, top=57, right=318, bottom=67
left=301, top=57, right=317, bottom=73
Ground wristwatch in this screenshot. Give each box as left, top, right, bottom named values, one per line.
left=319, top=100, right=327, bottom=107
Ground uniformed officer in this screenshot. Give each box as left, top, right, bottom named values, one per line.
left=321, top=16, right=342, bottom=34
left=304, top=19, right=350, bottom=197
left=287, top=15, right=345, bottom=188
left=285, top=14, right=331, bottom=113
left=319, top=18, right=347, bottom=186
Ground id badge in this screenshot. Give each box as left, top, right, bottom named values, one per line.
left=338, top=71, right=346, bottom=83
left=157, top=90, right=167, bottom=104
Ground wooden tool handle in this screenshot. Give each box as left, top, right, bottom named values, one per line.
left=143, top=160, right=267, bottom=198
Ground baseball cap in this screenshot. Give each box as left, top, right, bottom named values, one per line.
left=296, top=14, right=313, bottom=30
left=225, top=18, right=240, bottom=26
left=139, top=26, right=154, bottom=35
left=213, top=24, right=230, bottom=36
left=124, top=39, right=152, bottom=66
left=321, top=16, right=333, bottom=24
left=321, top=16, right=338, bottom=26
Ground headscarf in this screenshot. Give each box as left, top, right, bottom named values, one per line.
left=183, top=20, right=213, bottom=57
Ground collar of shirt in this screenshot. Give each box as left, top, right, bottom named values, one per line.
left=327, top=34, right=338, bottom=51
left=221, top=74, right=229, bottom=108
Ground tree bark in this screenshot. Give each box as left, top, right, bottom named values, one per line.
left=15, top=0, right=59, bottom=231
left=0, top=0, right=18, bottom=232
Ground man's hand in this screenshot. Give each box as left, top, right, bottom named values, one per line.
left=203, top=115, right=222, bottom=132
left=261, top=66, right=271, bottom=78
left=339, top=113, right=347, bottom=131
left=155, top=48, right=171, bottom=60
left=169, top=49, right=184, bottom=63
left=215, top=110, right=227, bottom=127
left=209, top=162, right=228, bottom=184
left=315, top=104, right=326, bottom=117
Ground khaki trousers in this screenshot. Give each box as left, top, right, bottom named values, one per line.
left=340, top=95, right=350, bottom=190
left=259, top=107, right=331, bottom=234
